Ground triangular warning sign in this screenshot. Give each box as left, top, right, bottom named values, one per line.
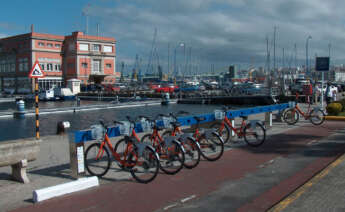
left=29, top=61, right=45, bottom=78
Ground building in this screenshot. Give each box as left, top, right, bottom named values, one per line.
left=0, top=26, right=117, bottom=93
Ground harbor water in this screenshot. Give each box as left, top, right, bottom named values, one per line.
left=0, top=100, right=221, bottom=142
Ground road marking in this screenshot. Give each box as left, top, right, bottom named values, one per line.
left=180, top=194, right=196, bottom=203
left=268, top=153, right=345, bottom=212
left=163, top=203, right=178, bottom=210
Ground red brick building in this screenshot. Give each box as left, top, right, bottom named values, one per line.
left=0, top=27, right=117, bottom=93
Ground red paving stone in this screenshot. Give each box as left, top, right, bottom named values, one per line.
left=11, top=121, right=345, bottom=212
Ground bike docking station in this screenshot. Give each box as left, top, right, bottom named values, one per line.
left=32, top=103, right=294, bottom=203
left=70, top=102, right=294, bottom=176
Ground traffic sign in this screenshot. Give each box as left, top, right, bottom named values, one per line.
left=315, top=57, right=329, bottom=71
left=29, top=61, right=45, bottom=78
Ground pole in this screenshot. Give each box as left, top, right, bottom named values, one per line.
left=35, top=78, right=40, bottom=139
left=321, top=72, right=324, bottom=108
left=168, top=43, right=170, bottom=78
left=273, top=26, right=277, bottom=73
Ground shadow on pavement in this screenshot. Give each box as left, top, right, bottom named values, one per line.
left=237, top=127, right=345, bottom=158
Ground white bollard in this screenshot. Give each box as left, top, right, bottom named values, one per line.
left=265, top=112, right=273, bottom=128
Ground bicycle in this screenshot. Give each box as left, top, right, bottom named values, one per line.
left=140, top=114, right=201, bottom=170
left=139, top=115, right=186, bottom=175
left=211, top=106, right=266, bottom=147
left=84, top=119, right=160, bottom=184
left=162, top=111, right=224, bottom=161
left=283, top=93, right=325, bottom=125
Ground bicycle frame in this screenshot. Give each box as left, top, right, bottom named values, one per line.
left=219, top=116, right=247, bottom=137
left=96, top=127, right=141, bottom=168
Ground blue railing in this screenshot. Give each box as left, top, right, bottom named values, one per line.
left=73, top=103, right=291, bottom=143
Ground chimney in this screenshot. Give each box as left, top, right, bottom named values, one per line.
left=31, top=24, right=34, bottom=33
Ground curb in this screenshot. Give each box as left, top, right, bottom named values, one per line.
left=325, top=116, right=345, bottom=121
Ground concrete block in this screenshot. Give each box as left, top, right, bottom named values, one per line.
left=33, top=176, right=99, bottom=203
left=11, top=159, right=29, bottom=183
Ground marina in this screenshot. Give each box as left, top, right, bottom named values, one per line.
left=1, top=1, right=345, bottom=211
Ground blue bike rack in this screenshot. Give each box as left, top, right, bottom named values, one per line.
left=73, top=103, right=292, bottom=143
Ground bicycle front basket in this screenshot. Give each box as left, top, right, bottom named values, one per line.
left=117, top=121, right=130, bottom=136
left=162, top=117, right=173, bottom=129
left=140, top=118, right=152, bottom=132
left=90, top=124, right=105, bottom=140
left=214, top=110, right=225, bottom=120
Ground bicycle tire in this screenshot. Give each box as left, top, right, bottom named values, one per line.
left=141, top=134, right=185, bottom=175
left=309, top=109, right=325, bottom=125
left=283, top=108, right=299, bottom=125
left=210, top=122, right=231, bottom=144
left=243, top=122, right=266, bottom=147
left=114, top=138, right=131, bottom=169
left=198, top=132, right=224, bottom=161
left=84, top=143, right=111, bottom=177
left=128, top=145, right=160, bottom=183
left=162, top=130, right=201, bottom=169
left=181, top=137, right=201, bottom=169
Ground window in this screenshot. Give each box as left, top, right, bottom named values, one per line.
left=82, top=63, right=88, bottom=68
left=104, top=45, right=112, bottom=53
left=92, top=44, right=100, bottom=51
left=40, top=64, right=45, bottom=70
left=79, top=43, right=89, bottom=51
left=47, top=63, right=53, bottom=71
left=47, top=43, right=53, bottom=47
left=106, top=63, right=112, bottom=68
left=55, top=44, right=61, bottom=48
left=92, top=60, right=101, bottom=73
left=38, top=42, right=45, bottom=47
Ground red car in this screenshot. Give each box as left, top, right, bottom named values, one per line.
left=154, top=84, right=178, bottom=93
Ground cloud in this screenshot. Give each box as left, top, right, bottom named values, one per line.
left=85, top=0, right=345, bottom=73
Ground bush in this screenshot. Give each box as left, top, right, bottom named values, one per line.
left=333, top=98, right=345, bottom=111
left=326, top=102, right=343, bottom=115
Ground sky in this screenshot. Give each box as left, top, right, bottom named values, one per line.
left=0, top=0, right=344, bottom=75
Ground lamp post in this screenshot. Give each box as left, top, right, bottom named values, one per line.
left=306, top=35, right=312, bottom=77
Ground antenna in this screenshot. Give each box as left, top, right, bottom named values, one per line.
left=82, top=4, right=91, bottom=34
left=97, top=23, right=100, bottom=37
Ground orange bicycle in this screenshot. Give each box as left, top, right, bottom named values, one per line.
left=211, top=106, right=266, bottom=147
left=283, top=94, right=325, bottom=125
left=84, top=119, right=160, bottom=184
left=140, top=114, right=201, bottom=170
left=162, top=112, right=224, bottom=161
left=138, top=115, right=185, bottom=175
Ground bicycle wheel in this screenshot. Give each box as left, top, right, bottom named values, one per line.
left=198, top=132, right=224, bottom=161
left=142, top=134, right=185, bottom=175
left=114, top=138, right=132, bottom=169
left=283, top=108, right=299, bottom=125
left=128, top=145, right=160, bottom=183
left=309, top=109, right=325, bottom=125
left=84, top=143, right=111, bottom=177
left=210, top=122, right=230, bottom=144
left=243, top=122, right=266, bottom=147
left=162, top=130, right=201, bottom=169
left=181, top=137, right=201, bottom=169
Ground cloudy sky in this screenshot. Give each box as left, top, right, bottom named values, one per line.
left=1, top=0, right=344, bottom=74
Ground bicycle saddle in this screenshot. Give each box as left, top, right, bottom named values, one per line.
left=194, top=116, right=206, bottom=122
left=240, top=116, right=248, bottom=120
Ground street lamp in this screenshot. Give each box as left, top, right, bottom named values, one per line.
left=306, top=35, right=312, bottom=77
